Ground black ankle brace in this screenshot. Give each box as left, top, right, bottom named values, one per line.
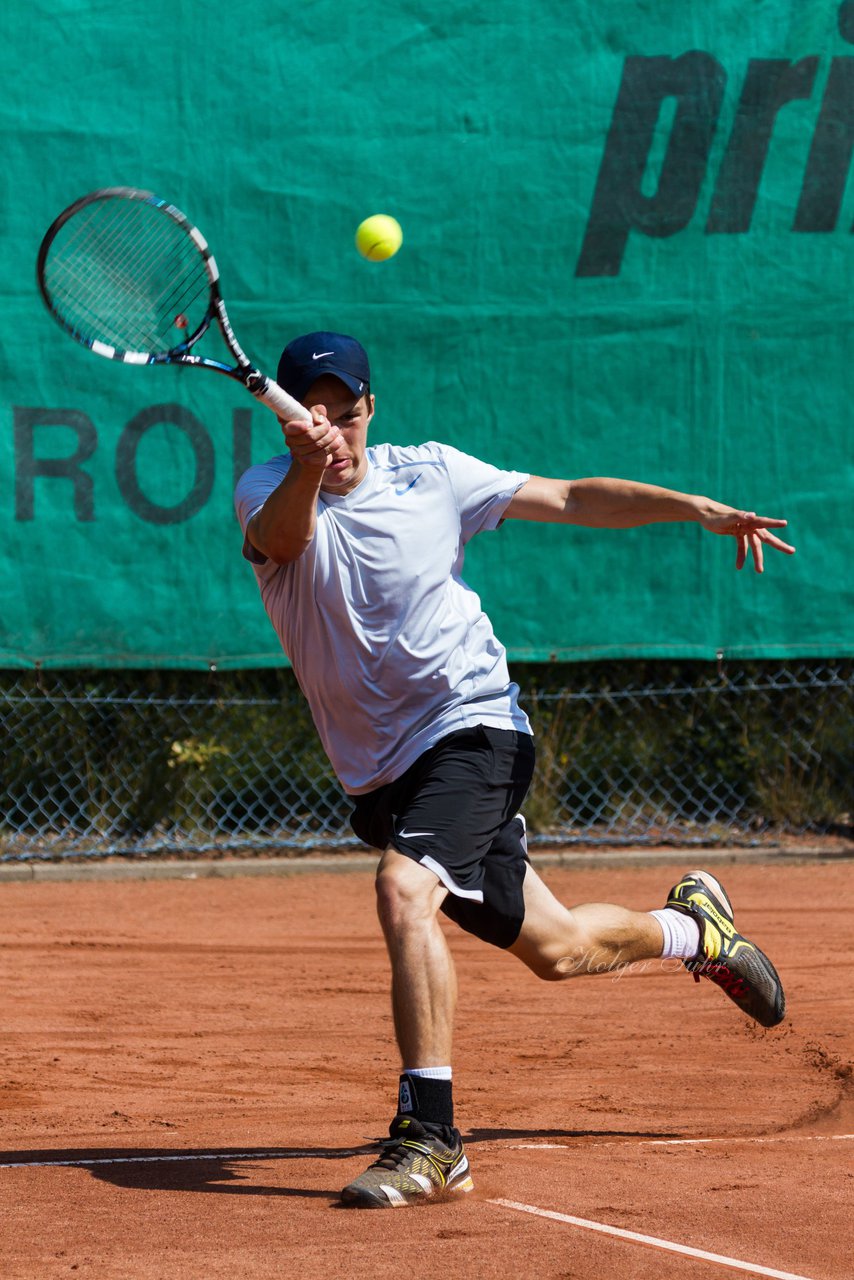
left=397, top=1072, right=454, bottom=1127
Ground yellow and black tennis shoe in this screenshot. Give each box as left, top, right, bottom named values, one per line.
left=666, top=870, right=785, bottom=1028
left=340, top=1116, right=474, bottom=1208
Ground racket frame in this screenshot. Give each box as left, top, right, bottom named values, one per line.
left=36, top=187, right=310, bottom=422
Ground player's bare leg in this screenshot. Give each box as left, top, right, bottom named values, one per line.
left=374, top=848, right=456, bottom=1065
left=341, top=848, right=472, bottom=1207
left=508, top=862, right=666, bottom=977
left=508, top=863, right=785, bottom=1028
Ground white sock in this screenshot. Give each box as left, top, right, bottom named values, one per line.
left=403, top=1066, right=452, bottom=1080
left=650, top=908, right=701, bottom=960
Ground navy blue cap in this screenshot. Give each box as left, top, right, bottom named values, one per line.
left=276, top=332, right=371, bottom=402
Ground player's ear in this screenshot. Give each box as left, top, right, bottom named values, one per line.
left=365, top=392, right=375, bottom=423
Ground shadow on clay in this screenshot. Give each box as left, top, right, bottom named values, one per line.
left=0, top=1125, right=675, bottom=1199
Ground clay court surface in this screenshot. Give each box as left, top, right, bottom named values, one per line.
left=1, top=856, right=851, bottom=1279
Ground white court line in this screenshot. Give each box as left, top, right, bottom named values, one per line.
left=513, top=1133, right=854, bottom=1151
left=0, top=1148, right=370, bottom=1170
left=3, top=1133, right=851, bottom=1169
left=490, top=1199, right=818, bottom=1280
left=647, top=1134, right=854, bottom=1147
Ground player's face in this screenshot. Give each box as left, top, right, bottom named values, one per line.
left=303, top=375, right=374, bottom=494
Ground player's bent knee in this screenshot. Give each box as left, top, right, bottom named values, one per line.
left=524, top=956, right=567, bottom=982
left=519, top=946, right=590, bottom=981
left=374, top=853, right=443, bottom=933
left=512, top=932, right=600, bottom=982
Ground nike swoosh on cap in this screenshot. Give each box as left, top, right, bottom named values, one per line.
left=312, top=350, right=335, bottom=359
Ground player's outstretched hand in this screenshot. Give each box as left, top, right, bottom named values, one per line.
left=700, top=505, right=796, bottom=573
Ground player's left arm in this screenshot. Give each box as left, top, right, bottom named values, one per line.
left=504, top=475, right=796, bottom=573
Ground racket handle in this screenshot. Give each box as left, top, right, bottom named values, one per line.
left=246, top=372, right=312, bottom=423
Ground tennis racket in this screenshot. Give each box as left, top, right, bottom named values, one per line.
left=36, top=186, right=312, bottom=424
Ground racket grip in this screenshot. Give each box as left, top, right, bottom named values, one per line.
left=246, top=372, right=312, bottom=423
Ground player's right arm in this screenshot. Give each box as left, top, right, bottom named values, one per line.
left=247, top=408, right=343, bottom=564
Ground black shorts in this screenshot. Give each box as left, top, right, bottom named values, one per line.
left=350, top=726, right=535, bottom=949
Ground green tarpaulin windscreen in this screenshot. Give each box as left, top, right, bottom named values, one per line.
left=1, top=2, right=851, bottom=666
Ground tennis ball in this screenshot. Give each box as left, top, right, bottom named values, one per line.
left=355, top=214, right=403, bottom=261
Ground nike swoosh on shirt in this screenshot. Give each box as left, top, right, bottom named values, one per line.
left=395, top=475, right=421, bottom=495
left=397, top=829, right=433, bottom=839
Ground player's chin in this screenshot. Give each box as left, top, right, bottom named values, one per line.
left=322, top=460, right=354, bottom=489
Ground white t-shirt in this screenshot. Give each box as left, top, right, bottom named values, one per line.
left=233, top=441, right=532, bottom=794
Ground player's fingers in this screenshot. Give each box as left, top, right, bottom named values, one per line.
left=285, top=419, right=340, bottom=451
left=735, top=532, right=747, bottom=570
left=283, top=405, right=330, bottom=436
left=750, top=530, right=764, bottom=574
left=745, top=514, right=788, bottom=529
left=316, top=425, right=341, bottom=450
left=759, top=530, right=797, bottom=554
left=309, top=406, right=347, bottom=452
left=281, top=417, right=316, bottom=441
left=733, top=510, right=757, bottom=534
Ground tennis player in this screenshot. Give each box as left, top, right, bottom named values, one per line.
left=234, top=332, right=793, bottom=1209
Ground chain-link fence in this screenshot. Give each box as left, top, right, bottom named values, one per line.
left=0, top=660, right=850, bottom=861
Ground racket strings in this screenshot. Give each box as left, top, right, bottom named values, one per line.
left=56, top=225, right=204, bottom=349
left=46, top=201, right=168, bottom=341
left=44, top=197, right=211, bottom=354
left=48, top=238, right=200, bottom=351
left=52, top=199, right=203, bottom=340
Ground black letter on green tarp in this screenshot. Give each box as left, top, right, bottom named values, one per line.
left=794, top=58, right=854, bottom=231
left=232, top=408, right=253, bottom=493
left=575, top=52, right=726, bottom=278
left=14, top=408, right=97, bottom=521
left=707, top=58, right=819, bottom=233
left=116, top=404, right=214, bottom=524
